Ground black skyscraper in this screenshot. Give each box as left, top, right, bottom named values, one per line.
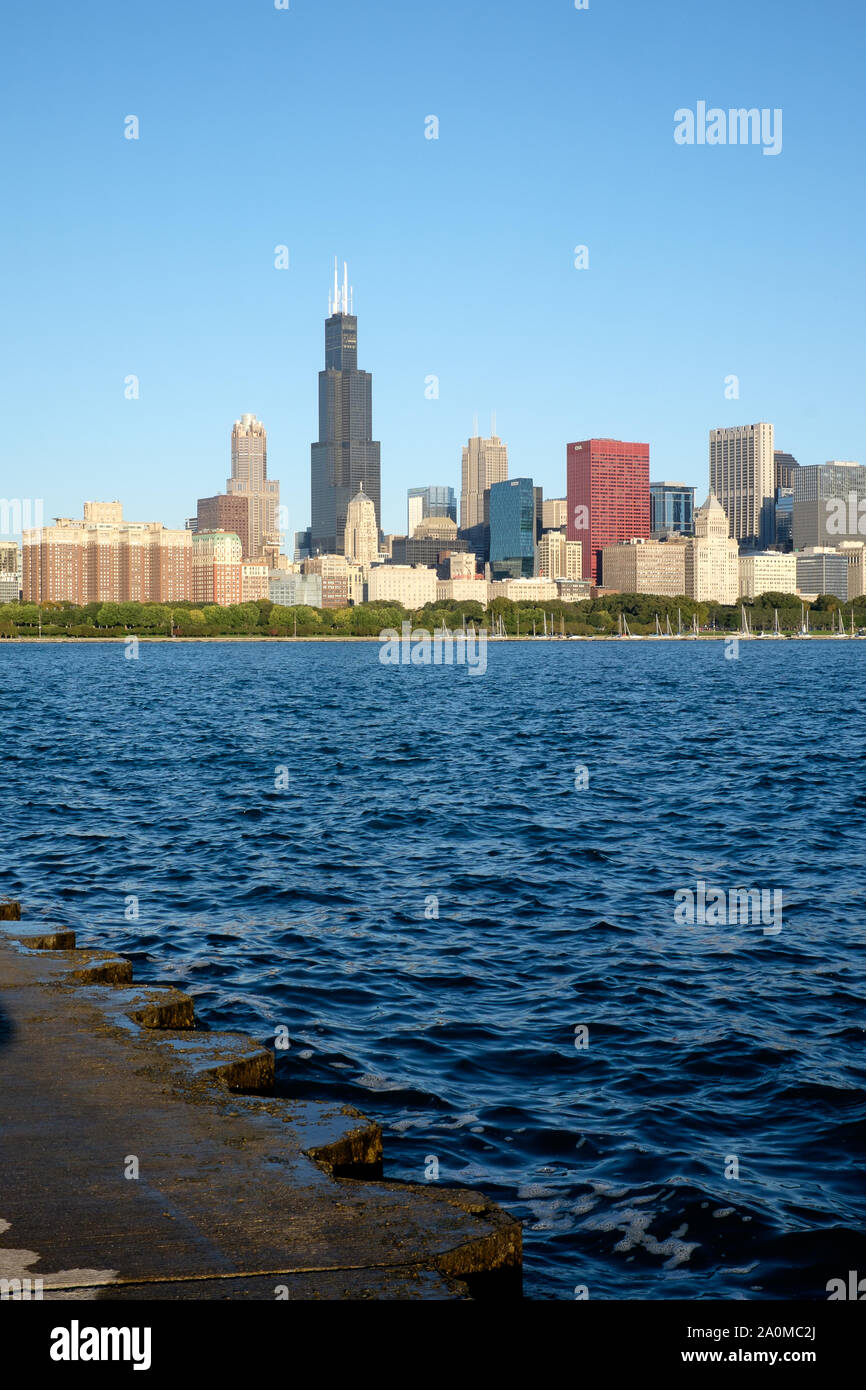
left=310, top=261, right=381, bottom=554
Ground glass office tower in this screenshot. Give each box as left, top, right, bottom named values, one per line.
left=489, top=478, right=536, bottom=579
left=650, top=481, right=695, bottom=536
left=310, top=264, right=381, bottom=555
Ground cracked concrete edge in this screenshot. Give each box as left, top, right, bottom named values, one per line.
left=0, top=908, right=525, bottom=1294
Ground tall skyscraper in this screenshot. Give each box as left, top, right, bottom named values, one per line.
left=407, top=485, right=456, bottom=535
left=489, top=478, right=537, bottom=579
left=227, top=414, right=280, bottom=563
left=650, top=481, right=695, bottom=535
left=792, top=461, right=866, bottom=548
left=567, top=438, right=650, bottom=583
left=460, top=431, right=508, bottom=530
left=310, top=262, right=381, bottom=555
left=709, top=423, right=775, bottom=546
left=343, top=485, right=379, bottom=568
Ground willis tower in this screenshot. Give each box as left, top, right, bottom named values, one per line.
left=310, top=261, right=381, bottom=555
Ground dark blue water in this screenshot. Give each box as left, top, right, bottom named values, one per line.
left=2, top=640, right=865, bottom=1299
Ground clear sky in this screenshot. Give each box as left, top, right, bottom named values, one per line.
left=1, top=0, right=864, bottom=541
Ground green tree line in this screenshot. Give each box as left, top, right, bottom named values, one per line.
left=0, top=592, right=863, bottom=640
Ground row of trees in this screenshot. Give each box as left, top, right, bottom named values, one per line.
left=1, top=592, right=864, bottom=640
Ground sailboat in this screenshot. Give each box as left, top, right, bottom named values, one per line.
left=677, top=608, right=683, bottom=638
left=740, top=604, right=752, bottom=638
left=772, top=608, right=781, bottom=639
left=691, top=613, right=699, bottom=639
left=654, top=614, right=662, bottom=638
left=665, top=613, right=673, bottom=637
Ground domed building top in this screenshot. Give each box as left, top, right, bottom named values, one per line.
left=343, top=483, right=379, bottom=566
left=694, top=491, right=732, bottom=539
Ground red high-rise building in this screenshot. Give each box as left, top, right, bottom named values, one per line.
left=566, top=438, right=651, bottom=583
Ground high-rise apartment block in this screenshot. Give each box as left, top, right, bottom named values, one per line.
left=191, top=530, right=242, bottom=606
left=460, top=433, right=508, bottom=530
left=537, top=530, right=582, bottom=580
left=310, top=264, right=381, bottom=555
left=709, top=422, right=775, bottom=546
left=567, top=438, right=650, bottom=583
left=23, top=502, right=191, bottom=604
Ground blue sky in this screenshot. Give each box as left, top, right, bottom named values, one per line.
left=1, top=0, right=864, bottom=540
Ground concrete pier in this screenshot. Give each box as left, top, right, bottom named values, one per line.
left=0, top=907, right=521, bottom=1300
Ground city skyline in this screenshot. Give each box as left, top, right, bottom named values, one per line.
left=2, top=0, right=864, bottom=540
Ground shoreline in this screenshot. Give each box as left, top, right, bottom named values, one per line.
left=1, top=634, right=862, bottom=646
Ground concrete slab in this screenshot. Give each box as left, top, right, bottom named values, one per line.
left=0, top=928, right=521, bottom=1301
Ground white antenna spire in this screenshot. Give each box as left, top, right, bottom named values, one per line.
left=342, top=261, right=349, bottom=314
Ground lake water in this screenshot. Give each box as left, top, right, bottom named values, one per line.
left=2, top=639, right=864, bottom=1299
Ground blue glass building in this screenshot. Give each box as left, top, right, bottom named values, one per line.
left=407, top=485, right=457, bottom=523
left=650, top=481, right=695, bottom=536
left=489, top=478, right=536, bottom=579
